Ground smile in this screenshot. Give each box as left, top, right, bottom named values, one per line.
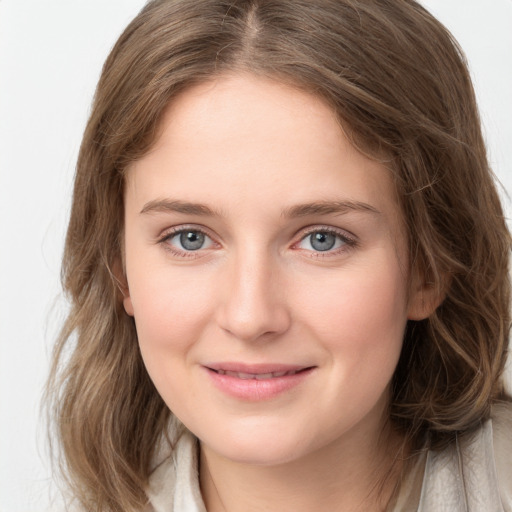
left=212, top=369, right=304, bottom=379
left=204, top=364, right=315, bottom=401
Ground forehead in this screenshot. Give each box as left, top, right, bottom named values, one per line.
left=125, top=73, right=401, bottom=226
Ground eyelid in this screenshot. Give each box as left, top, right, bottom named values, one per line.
left=157, top=223, right=218, bottom=241
left=299, top=225, right=356, bottom=241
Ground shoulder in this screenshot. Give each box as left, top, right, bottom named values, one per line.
left=417, top=401, right=512, bottom=512
left=491, top=401, right=512, bottom=511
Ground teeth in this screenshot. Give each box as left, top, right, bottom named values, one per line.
left=255, top=373, right=274, bottom=380
left=216, top=369, right=301, bottom=379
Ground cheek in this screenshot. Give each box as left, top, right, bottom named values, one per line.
left=296, top=258, right=408, bottom=364
left=127, top=265, right=215, bottom=361
left=127, top=268, right=215, bottom=416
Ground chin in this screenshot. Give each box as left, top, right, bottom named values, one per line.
left=210, top=441, right=305, bottom=466
left=198, top=420, right=316, bottom=466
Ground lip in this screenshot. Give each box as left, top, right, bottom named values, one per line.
left=203, top=362, right=315, bottom=401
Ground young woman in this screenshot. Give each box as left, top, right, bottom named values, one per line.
left=47, top=1, right=512, bottom=510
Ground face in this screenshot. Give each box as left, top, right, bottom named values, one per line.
left=122, top=74, right=429, bottom=466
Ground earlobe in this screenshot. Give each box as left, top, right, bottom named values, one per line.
left=112, top=259, right=135, bottom=317
left=123, top=295, right=135, bottom=317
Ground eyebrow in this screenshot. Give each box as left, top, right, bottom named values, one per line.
left=140, top=199, right=220, bottom=216
left=140, top=198, right=380, bottom=218
left=282, top=200, right=381, bottom=218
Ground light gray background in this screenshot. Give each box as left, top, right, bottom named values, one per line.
left=1, top=1, right=511, bottom=511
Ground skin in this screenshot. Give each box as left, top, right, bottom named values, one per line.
left=122, top=74, right=436, bottom=511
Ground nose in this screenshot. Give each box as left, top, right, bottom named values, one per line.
left=215, top=249, right=291, bottom=343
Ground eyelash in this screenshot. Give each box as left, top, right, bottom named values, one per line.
left=293, top=226, right=358, bottom=258
left=157, top=225, right=357, bottom=259
left=158, top=226, right=217, bottom=258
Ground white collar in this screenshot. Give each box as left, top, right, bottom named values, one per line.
left=146, top=406, right=510, bottom=511
left=147, top=431, right=206, bottom=512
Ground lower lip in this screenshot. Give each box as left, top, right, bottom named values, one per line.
left=204, top=367, right=314, bottom=401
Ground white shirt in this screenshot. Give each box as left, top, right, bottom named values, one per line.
left=146, top=402, right=512, bottom=511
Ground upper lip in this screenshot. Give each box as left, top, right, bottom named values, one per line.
left=204, top=362, right=313, bottom=374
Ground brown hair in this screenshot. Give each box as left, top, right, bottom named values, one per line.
left=46, top=0, right=511, bottom=510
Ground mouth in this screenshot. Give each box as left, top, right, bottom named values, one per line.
left=209, top=368, right=310, bottom=380
left=203, top=363, right=316, bottom=401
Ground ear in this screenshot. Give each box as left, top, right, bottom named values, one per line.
left=123, top=290, right=135, bottom=317
left=112, top=259, right=134, bottom=317
left=407, top=270, right=449, bottom=321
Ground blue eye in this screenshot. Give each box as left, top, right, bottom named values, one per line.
left=309, top=232, right=336, bottom=251
left=298, top=230, right=348, bottom=252
left=166, top=229, right=213, bottom=251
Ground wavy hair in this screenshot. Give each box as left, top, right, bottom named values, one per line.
left=46, top=0, right=511, bottom=510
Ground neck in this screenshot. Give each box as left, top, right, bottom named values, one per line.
left=199, top=415, right=406, bottom=512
